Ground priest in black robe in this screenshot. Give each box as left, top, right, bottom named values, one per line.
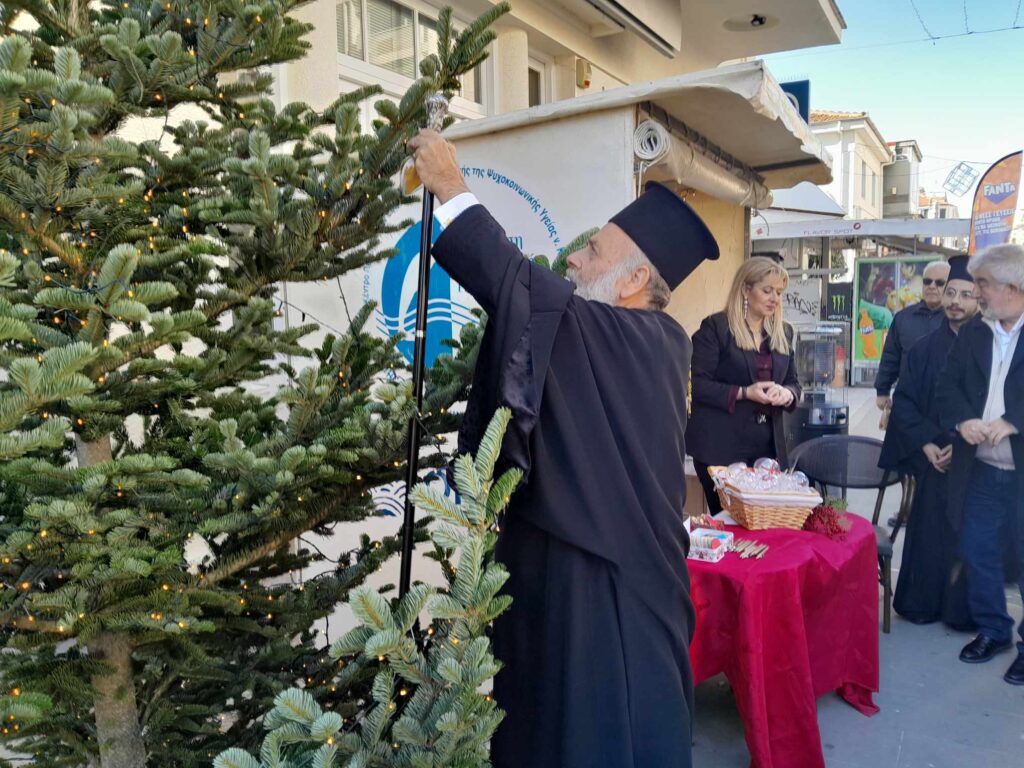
left=891, top=255, right=977, bottom=629
left=408, top=129, right=720, bottom=768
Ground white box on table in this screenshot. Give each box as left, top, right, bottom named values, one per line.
left=687, top=528, right=734, bottom=563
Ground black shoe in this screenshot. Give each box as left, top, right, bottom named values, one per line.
left=886, top=516, right=898, bottom=528
left=1004, top=653, right=1024, bottom=685
left=959, top=635, right=1013, bottom=664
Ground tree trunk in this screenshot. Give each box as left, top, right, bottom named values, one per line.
left=78, top=436, right=147, bottom=768
left=88, top=632, right=147, bottom=768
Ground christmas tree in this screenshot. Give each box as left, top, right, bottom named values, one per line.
left=0, top=2, right=508, bottom=766
left=216, top=408, right=518, bottom=768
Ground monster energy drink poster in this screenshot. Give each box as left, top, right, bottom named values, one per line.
left=825, top=282, right=853, bottom=324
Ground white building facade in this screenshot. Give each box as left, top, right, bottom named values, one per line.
left=279, top=1, right=845, bottom=125
left=808, top=110, right=890, bottom=220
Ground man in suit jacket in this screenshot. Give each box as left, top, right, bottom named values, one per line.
left=936, top=244, right=1024, bottom=685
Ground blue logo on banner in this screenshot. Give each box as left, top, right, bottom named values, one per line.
left=983, top=181, right=1017, bottom=205
left=377, top=220, right=475, bottom=366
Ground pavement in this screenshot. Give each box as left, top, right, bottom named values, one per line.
left=692, top=387, right=1024, bottom=767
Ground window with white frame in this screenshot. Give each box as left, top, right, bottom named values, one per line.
left=336, top=0, right=484, bottom=106
left=336, top=0, right=364, bottom=60
left=527, top=56, right=550, bottom=108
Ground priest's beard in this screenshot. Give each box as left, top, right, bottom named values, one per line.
left=568, top=264, right=625, bottom=305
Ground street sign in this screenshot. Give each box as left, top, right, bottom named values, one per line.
left=780, top=80, right=810, bottom=123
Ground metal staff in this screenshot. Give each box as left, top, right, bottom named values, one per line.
left=399, top=94, right=449, bottom=597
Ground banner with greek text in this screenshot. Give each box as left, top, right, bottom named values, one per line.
left=968, top=151, right=1022, bottom=255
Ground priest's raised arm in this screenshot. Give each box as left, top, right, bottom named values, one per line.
left=430, top=194, right=569, bottom=318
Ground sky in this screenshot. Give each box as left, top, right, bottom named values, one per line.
left=762, top=0, right=1024, bottom=213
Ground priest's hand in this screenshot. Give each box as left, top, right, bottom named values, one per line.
left=985, top=417, right=1019, bottom=446
left=875, top=394, right=891, bottom=411
left=957, top=418, right=989, bottom=446
left=922, top=443, right=951, bottom=473
left=408, top=129, right=470, bottom=204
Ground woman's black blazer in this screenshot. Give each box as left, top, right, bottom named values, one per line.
left=685, top=311, right=801, bottom=467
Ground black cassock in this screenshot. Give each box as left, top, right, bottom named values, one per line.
left=889, top=323, right=973, bottom=629
left=432, top=205, right=695, bottom=768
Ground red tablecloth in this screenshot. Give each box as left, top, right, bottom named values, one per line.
left=688, top=515, right=880, bottom=768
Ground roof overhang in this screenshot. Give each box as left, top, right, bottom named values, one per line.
left=752, top=217, right=970, bottom=240
left=810, top=115, right=890, bottom=160
left=767, top=181, right=846, bottom=216
left=543, top=1, right=844, bottom=61
left=444, top=61, right=833, bottom=189
left=677, top=0, right=845, bottom=62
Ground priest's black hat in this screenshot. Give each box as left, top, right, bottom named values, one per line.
left=609, top=181, right=720, bottom=290
left=947, top=254, right=973, bottom=283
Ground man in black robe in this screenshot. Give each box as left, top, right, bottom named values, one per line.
left=891, top=255, right=977, bottom=629
left=409, top=129, right=719, bottom=767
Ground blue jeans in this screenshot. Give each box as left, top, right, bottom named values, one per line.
left=960, top=461, right=1024, bottom=652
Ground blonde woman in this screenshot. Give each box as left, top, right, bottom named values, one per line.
left=686, top=257, right=801, bottom=513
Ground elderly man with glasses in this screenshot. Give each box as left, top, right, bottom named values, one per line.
left=936, top=244, right=1024, bottom=685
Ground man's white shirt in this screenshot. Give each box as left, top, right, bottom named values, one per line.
left=434, top=192, right=480, bottom=231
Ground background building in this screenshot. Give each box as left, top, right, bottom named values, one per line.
left=280, top=1, right=846, bottom=122
left=808, top=110, right=889, bottom=220
left=918, top=190, right=967, bottom=250
left=883, top=139, right=923, bottom=218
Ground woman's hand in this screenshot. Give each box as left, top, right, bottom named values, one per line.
left=745, top=382, right=794, bottom=407
left=767, top=384, right=795, bottom=407
left=744, top=381, right=777, bottom=405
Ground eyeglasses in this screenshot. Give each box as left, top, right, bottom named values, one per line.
left=922, top=278, right=946, bottom=287
left=943, top=289, right=976, bottom=300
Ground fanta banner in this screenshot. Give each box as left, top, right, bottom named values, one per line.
left=968, top=151, right=1022, bottom=255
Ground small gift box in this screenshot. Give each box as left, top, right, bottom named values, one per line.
left=687, top=528, right=734, bottom=563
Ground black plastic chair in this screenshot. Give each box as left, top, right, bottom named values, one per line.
left=788, top=435, right=913, bottom=634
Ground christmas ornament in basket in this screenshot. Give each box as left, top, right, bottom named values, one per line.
left=710, top=459, right=823, bottom=530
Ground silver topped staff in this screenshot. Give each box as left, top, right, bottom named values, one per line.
left=399, top=94, right=449, bottom=598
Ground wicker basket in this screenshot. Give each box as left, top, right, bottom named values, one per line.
left=709, top=466, right=820, bottom=530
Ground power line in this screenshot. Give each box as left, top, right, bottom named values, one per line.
left=919, top=154, right=992, bottom=165
left=772, top=24, right=1023, bottom=59
left=1016, top=0, right=1023, bottom=28
left=964, top=0, right=971, bottom=34
left=908, top=0, right=936, bottom=38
